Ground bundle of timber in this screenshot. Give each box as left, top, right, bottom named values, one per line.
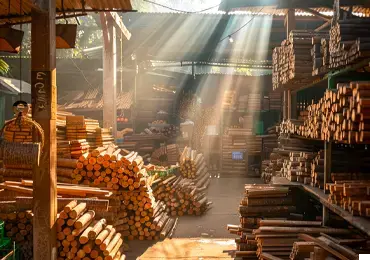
left=88, top=128, right=115, bottom=150
left=237, top=94, right=263, bottom=112
left=311, top=34, right=330, bottom=76
left=272, top=30, right=329, bottom=91
left=280, top=82, right=370, bottom=143
left=261, top=133, right=278, bottom=161
left=223, top=90, right=237, bottom=110
left=65, top=146, right=178, bottom=240
left=150, top=144, right=180, bottom=166
left=179, top=147, right=207, bottom=179
left=255, top=221, right=354, bottom=260
left=151, top=173, right=211, bottom=216
left=329, top=18, right=370, bottom=69
left=69, top=139, right=90, bottom=159
left=57, top=140, right=71, bottom=159
left=66, top=116, right=99, bottom=141
left=326, top=179, right=370, bottom=215
left=0, top=210, right=33, bottom=259
left=269, top=92, right=282, bottom=111
left=56, top=200, right=127, bottom=260
left=261, top=134, right=323, bottom=184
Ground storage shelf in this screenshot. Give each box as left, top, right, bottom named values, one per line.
left=277, top=181, right=370, bottom=236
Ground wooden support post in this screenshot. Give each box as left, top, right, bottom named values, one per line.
left=31, top=1, right=57, bottom=259
left=324, top=141, right=332, bottom=194
left=287, top=89, right=292, bottom=119
left=101, top=13, right=117, bottom=137
left=285, top=9, right=295, bottom=39
left=291, top=91, right=297, bottom=119
left=283, top=91, right=287, bottom=120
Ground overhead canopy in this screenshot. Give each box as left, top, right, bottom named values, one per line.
left=0, top=0, right=133, bottom=25
left=0, top=76, right=31, bottom=95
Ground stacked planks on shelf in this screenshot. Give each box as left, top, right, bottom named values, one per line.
left=311, top=34, right=330, bottom=76
left=272, top=30, right=329, bottom=91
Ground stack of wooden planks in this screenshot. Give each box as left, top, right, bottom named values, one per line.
left=66, top=116, right=99, bottom=141
left=272, top=30, right=328, bottom=91
left=151, top=173, right=211, bottom=216
left=56, top=200, right=127, bottom=260
left=88, top=128, right=115, bottom=150
left=179, top=147, right=207, bottom=179
left=281, top=81, right=370, bottom=144
left=284, top=151, right=316, bottom=185
left=69, top=139, right=90, bottom=159
left=311, top=34, right=330, bottom=76
left=269, top=92, right=282, bottom=111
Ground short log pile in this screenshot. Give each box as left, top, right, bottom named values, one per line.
left=280, top=81, right=370, bottom=144
left=150, top=144, right=179, bottom=167
left=56, top=201, right=127, bottom=260
left=179, top=147, right=206, bottom=179
left=152, top=174, right=211, bottom=216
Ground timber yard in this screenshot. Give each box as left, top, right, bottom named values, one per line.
left=1, top=0, right=370, bottom=259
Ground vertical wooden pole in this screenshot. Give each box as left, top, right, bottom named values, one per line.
left=285, top=8, right=296, bottom=39
left=324, top=141, right=332, bottom=194
left=287, top=89, right=292, bottom=119
left=31, top=1, right=57, bottom=259
left=283, top=91, right=288, bottom=120
left=101, top=13, right=117, bottom=137
left=291, top=91, right=297, bottom=119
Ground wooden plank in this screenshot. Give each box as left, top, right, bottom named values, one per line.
left=107, top=12, right=131, bottom=40
left=31, top=2, right=58, bottom=259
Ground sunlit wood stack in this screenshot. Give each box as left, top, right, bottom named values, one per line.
left=0, top=210, right=33, bottom=259
left=152, top=174, right=211, bottom=216
left=284, top=151, right=315, bottom=185
left=66, top=116, right=99, bottom=141
left=88, top=128, right=115, bottom=150
left=281, top=81, right=370, bottom=144
left=69, top=139, right=90, bottom=159
left=56, top=201, right=127, bottom=260
left=272, top=30, right=329, bottom=90
left=179, top=147, right=207, bottom=179
left=3, top=118, right=33, bottom=143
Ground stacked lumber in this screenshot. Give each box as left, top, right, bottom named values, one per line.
left=272, top=30, right=328, bottom=91
left=57, top=140, right=71, bottom=159
left=261, top=134, right=278, bottom=161
left=3, top=118, right=33, bottom=143
left=70, top=139, right=90, bottom=160
left=179, top=147, right=207, bottom=179
left=66, top=116, right=99, bottom=141
left=284, top=151, right=315, bottom=185
left=255, top=222, right=355, bottom=260
left=280, top=81, right=370, bottom=144
left=311, top=34, right=330, bottom=76
left=269, top=92, right=282, bottom=111
left=88, top=128, right=115, bottom=150
left=152, top=173, right=211, bottom=216
left=0, top=210, right=33, bottom=259
left=329, top=18, right=370, bottom=69
left=223, top=90, right=237, bottom=110
left=237, top=94, right=263, bottom=112
left=150, top=144, right=180, bottom=167
left=56, top=201, right=127, bottom=260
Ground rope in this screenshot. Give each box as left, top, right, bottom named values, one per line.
left=19, top=0, right=23, bottom=100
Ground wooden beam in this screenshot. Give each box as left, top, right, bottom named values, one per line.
left=315, top=21, right=330, bottom=32
left=31, top=1, right=57, bottom=259
left=106, top=12, right=131, bottom=40
left=285, top=9, right=295, bottom=39
left=301, top=8, right=331, bottom=21
left=100, top=13, right=117, bottom=137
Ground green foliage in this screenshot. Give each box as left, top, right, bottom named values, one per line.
left=0, top=58, right=9, bottom=75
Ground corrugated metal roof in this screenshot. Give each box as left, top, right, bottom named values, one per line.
left=0, top=76, right=31, bottom=94
left=0, top=0, right=133, bottom=25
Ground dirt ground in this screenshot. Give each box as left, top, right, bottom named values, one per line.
left=125, top=176, right=262, bottom=260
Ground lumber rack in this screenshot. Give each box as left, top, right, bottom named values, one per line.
left=271, top=178, right=370, bottom=237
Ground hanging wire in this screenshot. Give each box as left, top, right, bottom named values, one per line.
left=143, top=0, right=223, bottom=13
left=218, top=7, right=264, bottom=43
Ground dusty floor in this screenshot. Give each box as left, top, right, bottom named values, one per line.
left=126, top=176, right=262, bottom=260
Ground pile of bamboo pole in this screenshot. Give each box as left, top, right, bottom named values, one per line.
left=0, top=210, right=33, bottom=259
left=152, top=174, right=211, bottom=216
left=179, top=147, right=206, bottom=179
left=56, top=200, right=126, bottom=260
